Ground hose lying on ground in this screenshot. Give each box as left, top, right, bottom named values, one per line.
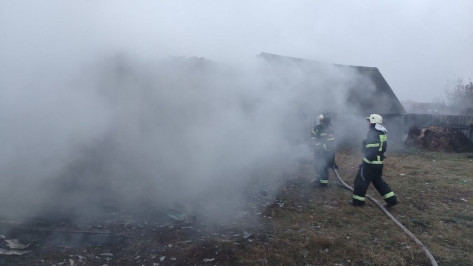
left=332, top=168, right=438, bottom=266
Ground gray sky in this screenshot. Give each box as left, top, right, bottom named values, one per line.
left=1, top=0, right=472, bottom=102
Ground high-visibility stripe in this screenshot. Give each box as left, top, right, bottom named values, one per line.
left=327, top=138, right=335, bottom=141
left=366, top=143, right=380, bottom=148
left=383, top=192, right=395, bottom=199
left=353, top=195, right=365, bottom=201
left=379, top=135, right=387, bottom=151
left=320, top=180, right=328, bottom=184
left=363, top=157, right=383, bottom=164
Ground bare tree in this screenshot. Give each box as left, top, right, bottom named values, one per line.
left=446, top=78, right=473, bottom=114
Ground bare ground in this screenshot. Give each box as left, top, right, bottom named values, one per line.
left=1, top=148, right=472, bottom=265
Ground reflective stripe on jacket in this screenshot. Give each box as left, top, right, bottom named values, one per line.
left=311, top=124, right=335, bottom=151
left=362, top=125, right=387, bottom=165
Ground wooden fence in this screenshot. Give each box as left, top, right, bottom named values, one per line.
left=382, top=114, right=473, bottom=144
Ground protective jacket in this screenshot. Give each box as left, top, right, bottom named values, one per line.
left=362, top=124, right=387, bottom=168
left=311, top=124, right=335, bottom=152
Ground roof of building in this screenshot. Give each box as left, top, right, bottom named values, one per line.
left=260, top=52, right=406, bottom=115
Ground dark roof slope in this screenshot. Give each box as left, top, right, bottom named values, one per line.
left=260, top=53, right=406, bottom=115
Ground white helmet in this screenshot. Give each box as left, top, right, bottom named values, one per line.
left=366, top=114, right=383, bottom=124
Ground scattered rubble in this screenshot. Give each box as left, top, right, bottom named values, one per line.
left=166, top=209, right=187, bottom=222
left=405, top=125, right=473, bottom=152
left=0, top=237, right=32, bottom=256
left=0, top=187, right=275, bottom=265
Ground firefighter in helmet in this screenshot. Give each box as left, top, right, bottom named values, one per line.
left=351, top=114, right=398, bottom=207
left=311, top=113, right=336, bottom=186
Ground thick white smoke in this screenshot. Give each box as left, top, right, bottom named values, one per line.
left=0, top=52, right=367, bottom=224
left=0, top=1, right=374, bottom=224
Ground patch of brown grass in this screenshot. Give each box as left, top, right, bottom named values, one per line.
left=237, top=148, right=473, bottom=265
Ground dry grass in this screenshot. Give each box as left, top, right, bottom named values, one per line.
left=2, top=148, right=471, bottom=265
left=236, top=148, right=473, bottom=265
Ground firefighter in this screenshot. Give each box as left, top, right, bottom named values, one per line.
left=311, top=113, right=335, bottom=186
left=351, top=114, right=398, bottom=207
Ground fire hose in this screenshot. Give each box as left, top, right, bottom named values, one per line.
left=332, top=168, right=438, bottom=266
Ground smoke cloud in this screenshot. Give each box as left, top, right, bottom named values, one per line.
left=0, top=50, right=368, bottom=223
left=0, top=1, right=378, bottom=225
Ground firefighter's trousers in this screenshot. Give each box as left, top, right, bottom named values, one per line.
left=314, top=151, right=330, bottom=185
left=352, top=164, right=397, bottom=206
